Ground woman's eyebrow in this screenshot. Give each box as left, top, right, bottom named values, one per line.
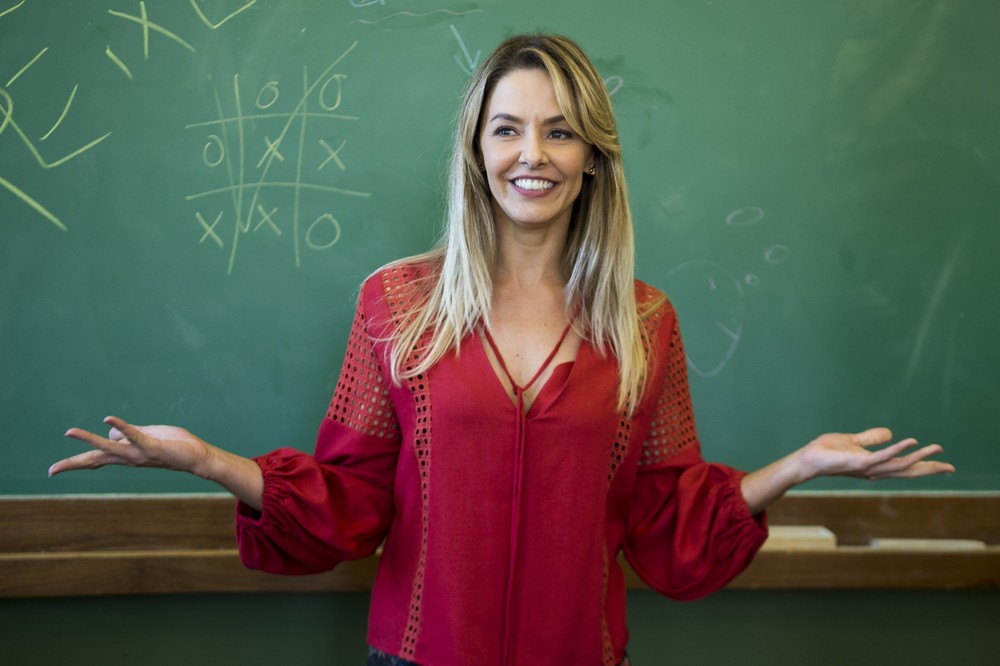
left=488, top=113, right=567, bottom=125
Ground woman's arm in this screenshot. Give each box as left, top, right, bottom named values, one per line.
left=740, top=428, right=955, bottom=515
left=50, top=416, right=264, bottom=511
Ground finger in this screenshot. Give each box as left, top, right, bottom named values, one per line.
left=852, top=427, right=893, bottom=448
left=868, top=444, right=948, bottom=477
left=49, top=448, right=129, bottom=476
left=103, top=416, right=146, bottom=447
left=64, top=427, right=117, bottom=453
left=864, top=437, right=920, bottom=465
left=875, top=459, right=956, bottom=480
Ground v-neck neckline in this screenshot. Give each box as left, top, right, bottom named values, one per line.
left=479, top=318, right=576, bottom=416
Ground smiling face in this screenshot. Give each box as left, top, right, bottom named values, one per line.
left=478, top=68, right=594, bottom=235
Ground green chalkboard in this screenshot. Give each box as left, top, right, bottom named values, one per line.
left=2, top=1, right=997, bottom=494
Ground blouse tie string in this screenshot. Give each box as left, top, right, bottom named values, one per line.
left=481, top=318, right=575, bottom=664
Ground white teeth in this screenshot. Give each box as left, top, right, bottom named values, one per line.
left=513, top=178, right=555, bottom=191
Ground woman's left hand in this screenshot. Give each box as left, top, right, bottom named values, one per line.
left=741, top=427, right=955, bottom=515
left=796, top=427, right=955, bottom=481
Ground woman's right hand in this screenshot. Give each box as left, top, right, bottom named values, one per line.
left=51, top=416, right=211, bottom=478
left=51, top=416, right=265, bottom=510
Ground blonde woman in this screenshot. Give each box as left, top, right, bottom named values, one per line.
left=52, top=34, right=953, bottom=666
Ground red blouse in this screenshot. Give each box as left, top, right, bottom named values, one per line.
left=235, top=261, right=768, bottom=666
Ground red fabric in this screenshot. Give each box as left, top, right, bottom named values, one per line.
left=236, top=262, right=768, bottom=666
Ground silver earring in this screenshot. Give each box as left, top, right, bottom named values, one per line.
left=587, top=164, right=596, bottom=175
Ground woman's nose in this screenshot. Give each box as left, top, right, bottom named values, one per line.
left=519, top=131, right=547, bottom=167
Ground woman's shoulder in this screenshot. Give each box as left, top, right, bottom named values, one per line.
left=360, top=252, right=443, bottom=310
left=632, top=278, right=675, bottom=319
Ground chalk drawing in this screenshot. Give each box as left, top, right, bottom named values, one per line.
left=184, top=42, right=371, bottom=274
left=108, top=2, right=196, bottom=60
left=38, top=84, right=79, bottom=141
left=0, top=76, right=109, bottom=231
left=189, top=0, right=257, bottom=30
left=350, top=9, right=483, bottom=26
left=5, top=46, right=46, bottom=87
left=604, top=76, right=624, bottom=97
left=666, top=260, right=745, bottom=378
left=904, top=232, right=968, bottom=381
left=725, top=205, right=764, bottom=226
left=450, top=25, right=480, bottom=75
left=664, top=206, right=791, bottom=377
left=0, top=1, right=26, bottom=20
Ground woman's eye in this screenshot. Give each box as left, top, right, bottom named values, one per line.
left=494, top=126, right=516, bottom=136
left=549, top=129, right=573, bottom=140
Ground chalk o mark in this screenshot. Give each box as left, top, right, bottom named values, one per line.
left=725, top=206, right=764, bottom=226
left=202, top=134, right=225, bottom=167
left=306, top=213, right=341, bottom=250
left=256, top=81, right=279, bottom=110
left=764, top=244, right=789, bottom=264
left=319, top=74, right=345, bottom=112
left=744, top=274, right=760, bottom=286
left=604, top=76, right=624, bottom=97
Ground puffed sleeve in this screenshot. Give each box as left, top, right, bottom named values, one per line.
left=235, top=278, right=401, bottom=575
left=624, top=310, right=768, bottom=600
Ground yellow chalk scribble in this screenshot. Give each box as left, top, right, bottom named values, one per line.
left=0, top=174, right=67, bottom=231
left=6, top=47, right=48, bottom=87
left=189, top=0, right=256, bottom=29
left=105, top=46, right=134, bottom=80
left=0, top=0, right=26, bottom=20
left=109, top=3, right=196, bottom=58
left=39, top=84, right=78, bottom=141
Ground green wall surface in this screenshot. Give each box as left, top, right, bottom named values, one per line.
left=3, top=1, right=998, bottom=495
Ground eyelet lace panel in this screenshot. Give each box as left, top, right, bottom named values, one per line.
left=639, top=303, right=699, bottom=467
left=379, top=264, right=434, bottom=660
left=325, top=297, right=400, bottom=441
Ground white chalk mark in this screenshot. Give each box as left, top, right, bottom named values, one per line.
left=941, top=316, right=960, bottom=412
left=450, top=24, right=481, bottom=75
left=350, top=9, right=483, bottom=26
left=904, top=234, right=968, bottom=380
left=725, top=206, right=764, bottom=226
left=604, top=76, right=624, bottom=97
left=764, top=244, right=789, bottom=264
left=666, top=260, right=745, bottom=379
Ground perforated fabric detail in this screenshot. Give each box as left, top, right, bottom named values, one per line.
left=599, top=545, right=616, bottom=666
left=325, top=299, right=400, bottom=441
left=379, top=264, right=435, bottom=661
left=639, top=312, right=699, bottom=466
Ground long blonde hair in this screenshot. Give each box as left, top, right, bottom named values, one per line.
left=384, top=33, right=655, bottom=413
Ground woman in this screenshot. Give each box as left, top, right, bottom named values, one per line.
left=51, top=34, right=953, bottom=666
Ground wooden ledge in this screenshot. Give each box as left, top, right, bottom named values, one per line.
left=2, top=493, right=998, bottom=597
